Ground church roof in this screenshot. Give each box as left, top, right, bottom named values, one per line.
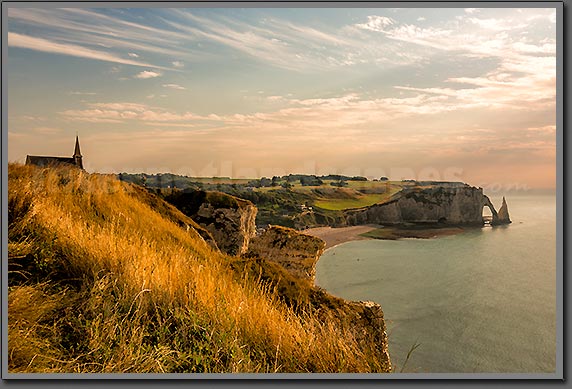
left=74, top=135, right=82, bottom=157
left=26, top=156, right=77, bottom=168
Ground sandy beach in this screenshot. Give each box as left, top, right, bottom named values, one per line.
left=303, top=225, right=379, bottom=249
left=304, top=224, right=466, bottom=249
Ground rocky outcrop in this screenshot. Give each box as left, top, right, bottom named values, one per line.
left=233, top=248, right=391, bottom=372
left=131, top=185, right=219, bottom=250
left=345, top=300, right=392, bottom=371
left=345, top=184, right=511, bottom=226
left=164, top=190, right=257, bottom=255
left=493, top=196, right=511, bottom=225
left=245, top=225, right=325, bottom=282
left=194, top=201, right=257, bottom=255
left=312, top=297, right=392, bottom=372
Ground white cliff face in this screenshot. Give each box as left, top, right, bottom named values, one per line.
left=245, top=225, right=325, bottom=282
left=495, top=196, right=512, bottom=224
left=345, top=185, right=511, bottom=226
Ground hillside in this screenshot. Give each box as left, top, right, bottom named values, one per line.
left=119, top=173, right=405, bottom=229
left=7, top=164, right=391, bottom=373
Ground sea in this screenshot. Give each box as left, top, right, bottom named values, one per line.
left=314, top=194, right=558, bottom=373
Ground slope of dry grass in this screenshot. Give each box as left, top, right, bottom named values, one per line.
left=7, top=163, right=390, bottom=374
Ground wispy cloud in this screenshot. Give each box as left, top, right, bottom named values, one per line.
left=172, top=61, right=184, bottom=68
left=8, top=32, right=164, bottom=69
left=69, top=91, right=97, bottom=96
left=165, top=10, right=370, bottom=71
left=59, top=101, right=218, bottom=124
left=527, top=125, right=556, bottom=133
left=33, top=127, right=64, bottom=135
left=355, top=15, right=395, bottom=32
left=134, top=70, right=162, bottom=79
left=162, top=83, right=186, bottom=90
left=7, top=8, right=201, bottom=65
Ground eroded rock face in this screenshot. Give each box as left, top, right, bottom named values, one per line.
left=164, top=190, right=257, bottom=255
left=240, top=226, right=391, bottom=371
left=311, top=298, right=392, bottom=372
left=494, top=196, right=511, bottom=225
left=245, top=225, right=325, bottom=282
left=346, top=300, right=392, bottom=371
left=345, top=185, right=509, bottom=226
left=194, top=201, right=257, bottom=255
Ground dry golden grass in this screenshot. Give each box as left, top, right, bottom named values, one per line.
left=7, top=163, right=389, bottom=374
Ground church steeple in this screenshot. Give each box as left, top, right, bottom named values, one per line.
left=73, top=134, right=83, bottom=169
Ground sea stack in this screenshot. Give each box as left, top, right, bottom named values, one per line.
left=496, top=196, right=512, bottom=224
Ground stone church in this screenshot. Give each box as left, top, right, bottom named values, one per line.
left=26, top=135, right=84, bottom=169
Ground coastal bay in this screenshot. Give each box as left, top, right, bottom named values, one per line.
left=314, top=194, right=557, bottom=373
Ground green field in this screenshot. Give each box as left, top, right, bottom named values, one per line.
left=314, top=194, right=388, bottom=210
left=250, top=180, right=405, bottom=211
left=313, top=185, right=403, bottom=211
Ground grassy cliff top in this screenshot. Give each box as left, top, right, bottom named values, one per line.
left=8, top=163, right=388, bottom=373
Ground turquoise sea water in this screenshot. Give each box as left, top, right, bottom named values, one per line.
left=315, top=195, right=557, bottom=373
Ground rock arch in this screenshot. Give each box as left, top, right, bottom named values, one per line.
left=482, top=195, right=499, bottom=225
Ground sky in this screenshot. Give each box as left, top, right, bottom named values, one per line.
left=7, top=7, right=557, bottom=190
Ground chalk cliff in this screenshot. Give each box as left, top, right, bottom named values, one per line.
left=245, top=225, right=325, bottom=282
left=236, top=226, right=391, bottom=372
left=164, top=190, right=257, bottom=255
left=345, top=184, right=511, bottom=226
left=494, top=196, right=512, bottom=225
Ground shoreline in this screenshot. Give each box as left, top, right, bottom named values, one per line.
left=303, top=224, right=467, bottom=249
left=302, top=225, right=380, bottom=249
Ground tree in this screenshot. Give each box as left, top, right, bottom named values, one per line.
left=330, top=180, right=348, bottom=187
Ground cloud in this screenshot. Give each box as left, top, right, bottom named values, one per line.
left=69, top=91, right=97, bottom=96
left=59, top=101, right=215, bottom=124
left=464, top=8, right=479, bottom=14
left=417, top=17, right=426, bottom=22
left=134, top=70, right=162, bottom=79
left=162, top=83, right=186, bottom=90
left=527, top=125, right=556, bottom=133
left=89, top=102, right=149, bottom=111
left=166, top=10, right=368, bottom=71
left=172, top=61, right=184, bottom=68
left=355, top=15, right=395, bottom=32
left=33, top=127, right=64, bottom=135
left=467, top=17, right=527, bottom=31
left=59, top=108, right=125, bottom=123
left=8, top=32, right=165, bottom=69
left=7, top=8, right=204, bottom=65
left=15, top=115, right=47, bottom=122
